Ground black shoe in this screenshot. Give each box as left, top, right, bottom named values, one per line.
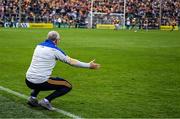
left=27, top=97, right=39, bottom=107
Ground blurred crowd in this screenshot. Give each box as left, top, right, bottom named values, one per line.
left=0, top=0, right=180, bottom=29
left=125, top=0, right=180, bottom=29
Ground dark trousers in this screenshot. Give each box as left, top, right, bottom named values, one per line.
left=25, top=77, right=72, bottom=102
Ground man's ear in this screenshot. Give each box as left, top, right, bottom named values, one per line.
left=54, top=39, right=58, bottom=45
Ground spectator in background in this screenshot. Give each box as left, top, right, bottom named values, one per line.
left=126, top=17, right=131, bottom=30
left=144, top=18, right=149, bottom=31
left=57, top=16, right=62, bottom=28
left=114, top=17, right=120, bottom=30
left=131, top=18, right=137, bottom=31
left=170, top=18, right=177, bottom=31
left=0, top=18, right=3, bottom=27
left=0, top=3, right=4, bottom=19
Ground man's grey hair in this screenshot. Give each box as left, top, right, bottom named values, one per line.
left=47, top=31, right=60, bottom=41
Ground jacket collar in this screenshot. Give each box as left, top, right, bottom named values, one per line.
left=45, top=39, right=56, bottom=45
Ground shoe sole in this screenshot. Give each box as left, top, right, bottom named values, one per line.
left=27, top=101, right=40, bottom=107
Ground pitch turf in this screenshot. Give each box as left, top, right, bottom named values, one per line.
left=0, top=28, right=180, bottom=118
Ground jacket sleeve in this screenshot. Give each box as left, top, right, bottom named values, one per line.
left=54, top=49, right=90, bottom=68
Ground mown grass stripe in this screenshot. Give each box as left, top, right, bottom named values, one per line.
left=0, top=86, right=82, bottom=119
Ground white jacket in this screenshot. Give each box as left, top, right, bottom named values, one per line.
left=26, top=39, right=90, bottom=84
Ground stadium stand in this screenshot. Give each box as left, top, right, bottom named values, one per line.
left=0, top=0, right=180, bottom=29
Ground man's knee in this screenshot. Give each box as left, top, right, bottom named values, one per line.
left=63, top=79, right=72, bottom=90
left=65, top=82, right=72, bottom=92
left=58, top=80, right=72, bottom=92
left=67, top=86, right=72, bottom=92
left=68, top=82, right=72, bottom=90
left=56, top=85, right=72, bottom=94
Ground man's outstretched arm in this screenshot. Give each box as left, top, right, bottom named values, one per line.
left=66, top=56, right=100, bottom=69
left=55, top=50, right=100, bottom=69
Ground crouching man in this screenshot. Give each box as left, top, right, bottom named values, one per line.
left=26, top=31, right=100, bottom=110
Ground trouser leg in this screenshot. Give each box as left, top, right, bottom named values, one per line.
left=26, top=77, right=72, bottom=102
left=44, top=77, right=72, bottom=102
left=31, top=89, right=40, bottom=97
left=45, top=86, right=71, bottom=102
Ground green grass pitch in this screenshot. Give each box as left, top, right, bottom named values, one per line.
left=0, top=28, right=180, bottom=118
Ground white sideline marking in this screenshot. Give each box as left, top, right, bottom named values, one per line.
left=0, top=86, right=82, bottom=119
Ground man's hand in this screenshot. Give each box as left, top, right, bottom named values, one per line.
left=89, top=59, right=100, bottom=69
